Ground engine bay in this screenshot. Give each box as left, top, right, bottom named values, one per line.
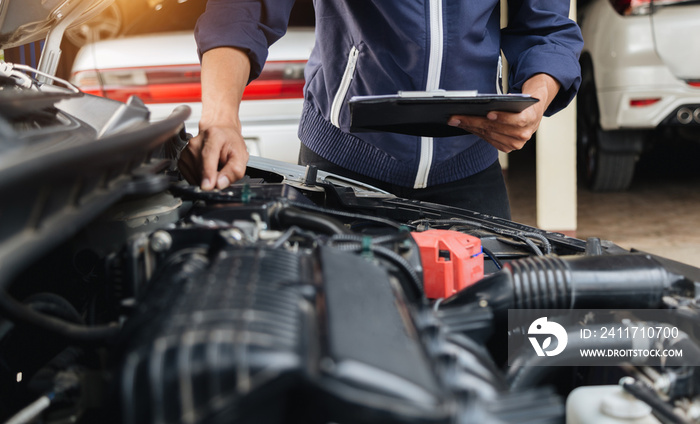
left=0, top=61, right=700, bottom=424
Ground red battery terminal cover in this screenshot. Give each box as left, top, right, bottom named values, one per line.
left=411, top=229, right=484, bottom=299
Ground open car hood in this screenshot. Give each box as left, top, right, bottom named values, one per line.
left=0, top=0, right=113, bottom=48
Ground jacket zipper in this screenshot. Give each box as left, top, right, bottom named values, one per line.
left=330, top=46, right=359, bottom=128
left=414, top=0, right=444, bottom=189
left=497, top=55, right=504, bottom=94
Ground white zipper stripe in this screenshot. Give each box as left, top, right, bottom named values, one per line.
left=497, top=55, right=504, bottom=95
left=426, top=0, right=443, bottom=92
left=414, top=0, right=443, bottom=189
left=414, top=136, right=434, bottom=188
left=330, top=46, right=359, bottom=128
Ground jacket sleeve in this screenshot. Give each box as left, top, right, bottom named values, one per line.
left=501, top=0, right=584, bottom=115
left=194, top=0, right=297, bottom=84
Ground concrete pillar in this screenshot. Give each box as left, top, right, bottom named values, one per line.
left=535, top=0, right=578, bottom=235
left=536, top=103, right=577, bottom=234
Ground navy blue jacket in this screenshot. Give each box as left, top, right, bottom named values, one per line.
left=196, top=0, right=583, bottom=188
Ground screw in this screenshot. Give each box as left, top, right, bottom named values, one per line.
left=619, top=376, right=636, bottom=387
left=150, top=231, right=172, bottom=252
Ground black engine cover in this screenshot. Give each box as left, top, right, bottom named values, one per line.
left=119, top=244, right=451, bottom=424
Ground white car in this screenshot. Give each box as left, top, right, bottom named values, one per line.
left=577, top=0, right=700, bottom=191
left=71, top=0, right=315, bottom=164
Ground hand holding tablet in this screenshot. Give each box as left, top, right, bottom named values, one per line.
left=349, top=90, right=539, bottom=137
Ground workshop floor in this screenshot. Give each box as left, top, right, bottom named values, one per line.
left=506, top=136, right=700, bottom=267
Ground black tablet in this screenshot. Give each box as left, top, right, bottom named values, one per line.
left=348, top=91, right=539, bottom=137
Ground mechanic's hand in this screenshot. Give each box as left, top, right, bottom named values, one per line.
left=447, top=73, right=561, bottom=153
left=178, top=47, right=252, bottom=190
left=178, top=122, right=249, bottom=190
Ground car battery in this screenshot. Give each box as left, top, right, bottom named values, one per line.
left=411, top=229, right=484, bottom=299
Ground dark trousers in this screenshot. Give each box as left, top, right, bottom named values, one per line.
left=299, top=144, right=511, bottom=219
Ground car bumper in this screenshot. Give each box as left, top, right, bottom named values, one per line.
left=598, top=83, right=700, bottom=130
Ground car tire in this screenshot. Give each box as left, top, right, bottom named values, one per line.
left=577, top=57, right=638, bottom=191
left=583, top=130, right=637, bottom=191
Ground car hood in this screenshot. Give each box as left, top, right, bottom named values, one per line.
left=0, top=0, right=113, bottom=48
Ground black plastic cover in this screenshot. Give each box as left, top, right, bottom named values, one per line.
left=119, top=245, right=453, bottom=424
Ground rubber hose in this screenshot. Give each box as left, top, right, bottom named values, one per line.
left=441, top=253, right=681, bottom=313
left=275, top=205, right=351, bottom=235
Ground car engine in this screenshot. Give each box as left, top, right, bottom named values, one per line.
left=1, top=62, right=700, bottom=424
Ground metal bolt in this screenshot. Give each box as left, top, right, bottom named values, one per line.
left=653, top=373, right=672, bottom=395
left=150, top=231, right=172, bottom=252
left=221, top=228, right=245, bottom=244
left=619, top=376, right=636, bottom=387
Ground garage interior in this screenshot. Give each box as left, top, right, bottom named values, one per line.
left=508, top=137, right=700, bottom=268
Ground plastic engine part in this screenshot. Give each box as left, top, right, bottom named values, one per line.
left=117, top=244, right=459, bottom=424
left=411, top=229, right=484, bottom=299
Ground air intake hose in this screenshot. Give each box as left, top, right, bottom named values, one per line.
left=440, top=253, right=687, bottom=313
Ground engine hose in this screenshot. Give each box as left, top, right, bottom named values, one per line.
left=440, top=253, right=683, bottom=312
left=24, top=293, right=85, bottom=325
left=507, top=324, right=700, bottom=390
left=275, top=205, right=351, bottom=235
left=622, top=379, right=692, bottom=424
left=372, top=245, right=424, bottom=293
left=0, top=267, right=120, bottom=343
left=0, top=287, right=120, bottom=343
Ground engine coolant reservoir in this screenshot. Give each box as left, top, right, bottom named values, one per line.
left=566, top=385, right=660, bottom=424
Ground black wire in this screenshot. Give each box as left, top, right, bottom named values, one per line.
left=276, top=206, right=350, bottom=235
left=288, top=201, right=405, bottom=231
left=481, top=246, right=502, bottom=270
left=411, top=218, right=553, bottom=255
left=516, top=231, right=552, bottom=254
left=513, top=234, right=544, bottom=256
